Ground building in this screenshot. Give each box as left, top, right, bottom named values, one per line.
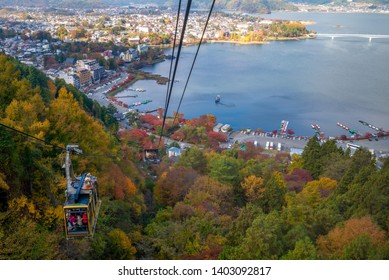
left=120, top=48, right=139, bottom=63
left=137, top=44, right=149, bottom=54
left=221, top=124, right=231, bottom=133
left=75, top=68, right=92, bottom=87
left=213, top=123, right=224, bottom=133
left=168, top=147, right=182, bottom=158
left=77, top=59, right=104, bottom=83
left=59, top=71, right=80, bottom=89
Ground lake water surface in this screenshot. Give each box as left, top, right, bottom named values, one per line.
left=119, top=12, right=389, bottom=136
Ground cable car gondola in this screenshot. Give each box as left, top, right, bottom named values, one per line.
left=143, top=148, right=160, bottom=164
left=63, top=145, right=101, bottom=239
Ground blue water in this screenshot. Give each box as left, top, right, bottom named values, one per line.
left=120, top=13, right=389, bottom=136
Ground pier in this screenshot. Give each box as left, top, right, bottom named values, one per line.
left=116, top=95, right=138, bottom=98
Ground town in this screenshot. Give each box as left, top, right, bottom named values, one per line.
left=0, top=4, right=388, bottom=159
left=0, top=5, right=312, bottom=90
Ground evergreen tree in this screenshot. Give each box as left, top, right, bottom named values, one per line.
left=301, top=137, right=322, bottom=179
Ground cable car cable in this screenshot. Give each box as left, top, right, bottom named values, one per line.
left=0, top=122, right=66, bottom=151
left=164, top=0, right=182, bottom=109
left=158, top=0, right=193, bottom=147
left=0, top=122, right=118, bottom=159
left=173, top=0, right=216, bottom=125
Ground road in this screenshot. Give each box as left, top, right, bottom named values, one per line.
left=88, top=72, right=129, bottom=114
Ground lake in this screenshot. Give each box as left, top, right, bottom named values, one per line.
left=118, top=12, right=389, bottom=137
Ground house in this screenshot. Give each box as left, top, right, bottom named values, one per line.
left=120, top=48, right=139, bottom=63
left=168, top=147, right=182, bottom=158
left=137, top=44, right=149, bottom=54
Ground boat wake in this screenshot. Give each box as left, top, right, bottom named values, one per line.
left=218, top=102, right=236, bottom=108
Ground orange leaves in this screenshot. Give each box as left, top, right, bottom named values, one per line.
left=100, top=163, right=138, bottom=200
left=154, top=167, right=199, bottom=207
left=171, top=131, right=185, bottom=141
left=317, top=216, right=387, bottom=259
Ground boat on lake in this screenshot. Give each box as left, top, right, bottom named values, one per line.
left=215, top=95, right=221, bottom=103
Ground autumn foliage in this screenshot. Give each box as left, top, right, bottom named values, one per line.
left=317, top=216, right=387, bottom=259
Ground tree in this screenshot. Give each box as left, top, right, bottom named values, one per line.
left=302, top=177, right=337, bottom=206
left=154, top=167, right=198, bottom=207
left=241, top=175, right=265, bottom=203
left=184, top=176, right=234, bottom=216
left=208, top=154, right=241, bottom=186
left=317, top=216, right=387, bottom=259
left=47, top=87, right=111, bottom=168
left=106, top=229, right=137, bottom=260
left=99, top=163, right=137, bottom=200
left=282, top=237, right=317, bottom=260
left=302, top=137, right=322, bottom=179
left=284, top=168, right=312, bottom=193
left=338, top=148, right=375, bottom=194
left=224, top=211, right=285, bottom=260
left=176, top=146, right=207, bottom=174
left=224, top=203, right=263, bottom=249
left=239, top=159, right=263, bottom=178
left=260, top=171, right=287, bottom=213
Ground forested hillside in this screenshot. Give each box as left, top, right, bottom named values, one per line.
left=0, top=53, right=388, bottom=260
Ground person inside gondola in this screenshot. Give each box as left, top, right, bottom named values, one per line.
left=67, top=212, right=76, bottom=231
left=82, top=212, right=88, bottom=225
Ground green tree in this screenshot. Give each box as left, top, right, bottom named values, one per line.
left=208, top=154, right=241, bottom=186
left=260, top=171, right=287, bottom=213
left=302, top=137, right=322, bottom=179
left=223, top=203, right=262, bottom=248
left=225, top=211, right=285, bottom=260
left=176, top=146, right=207, bottom=174
left=282, top=237, right=317, bottom=260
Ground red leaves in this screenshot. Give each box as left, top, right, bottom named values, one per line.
left=207, top=131, right=227, bottom=142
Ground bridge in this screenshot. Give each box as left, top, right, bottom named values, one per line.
left=309, top=33, right=389, bottom=42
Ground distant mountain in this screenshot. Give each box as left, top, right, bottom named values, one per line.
left=0, top=0, right=106, bottom=8
left=1, top=0, right=387, bottom=12
left=101, top=0, right=297, bottom=13
left=0, top=0, right=296, bottom=14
